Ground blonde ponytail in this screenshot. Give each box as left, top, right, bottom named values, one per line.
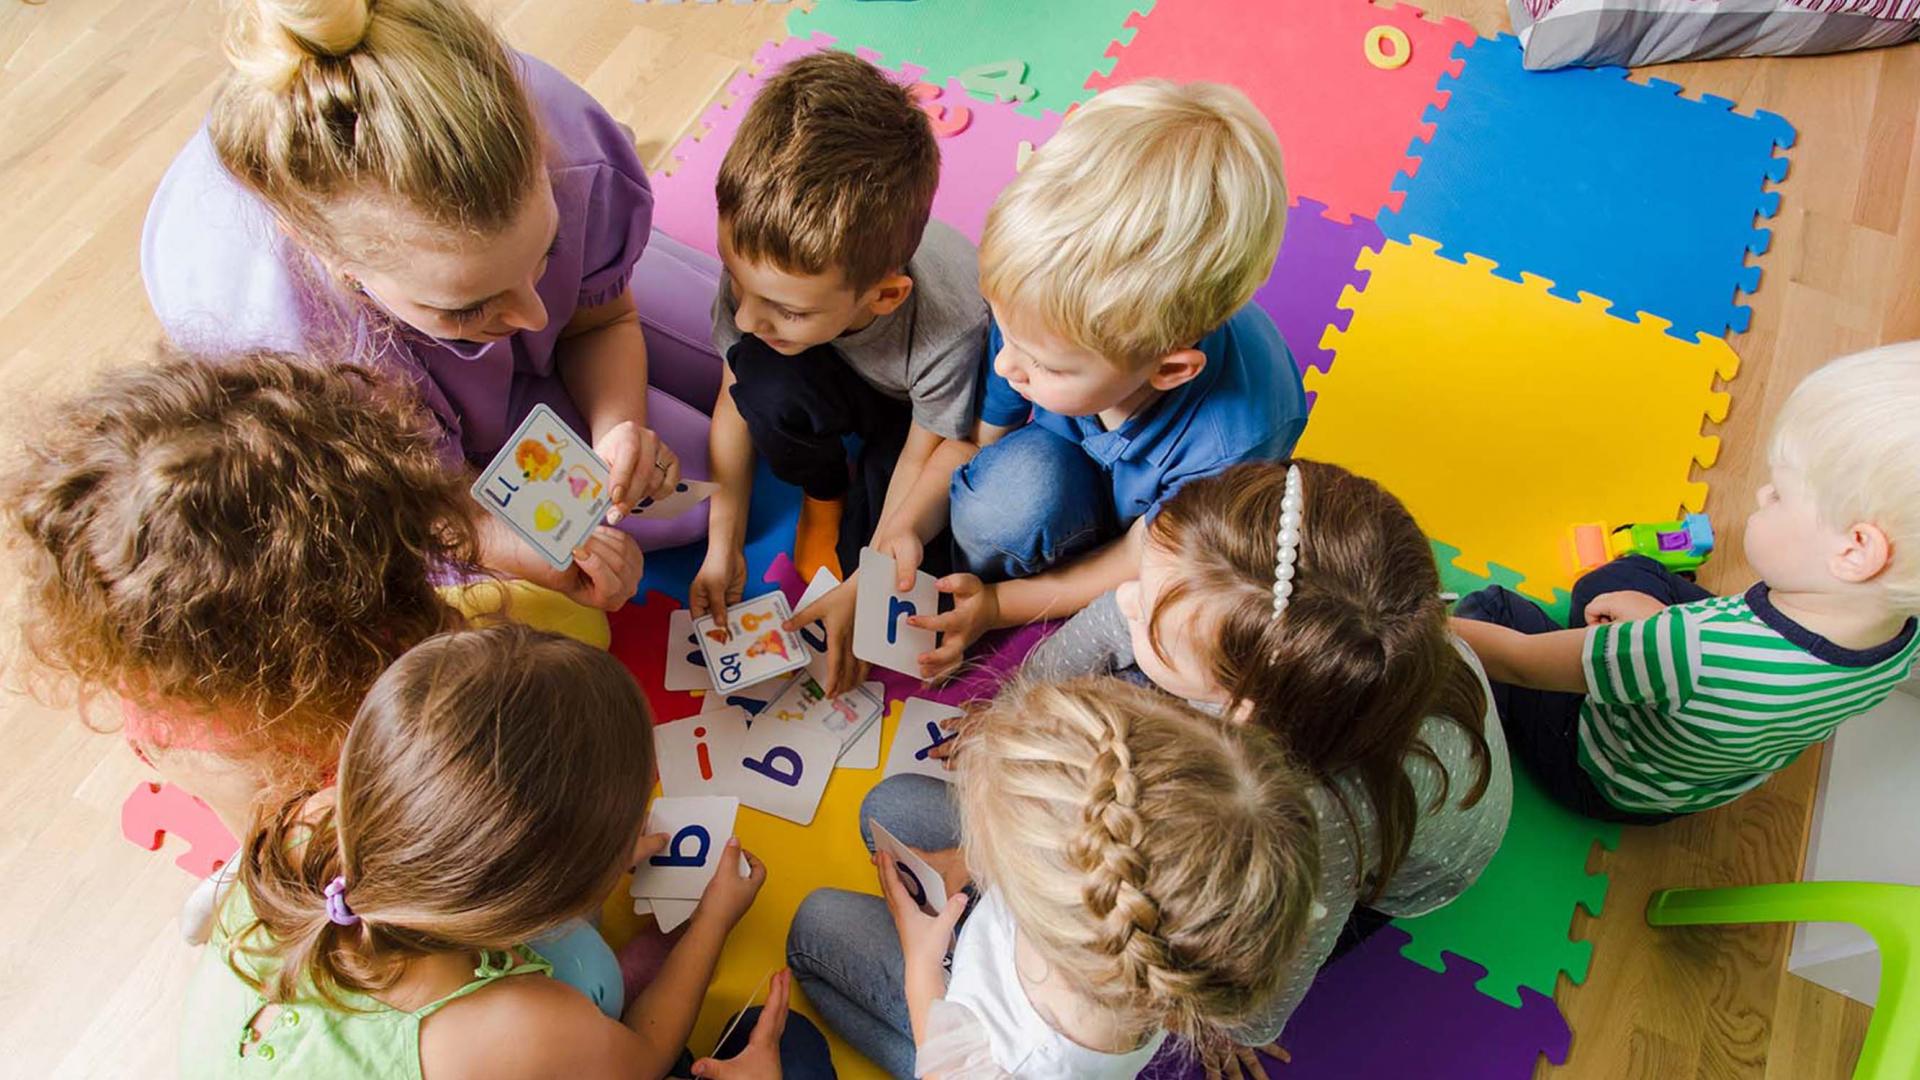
left=211, top=0, right=540, bottom=258
left=225, top=0, right=373, bottom=93
left=955, top=678, right=1321, bottom=1047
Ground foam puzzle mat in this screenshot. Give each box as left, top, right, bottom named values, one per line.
left=121, top=1, right=1795, bottom=1074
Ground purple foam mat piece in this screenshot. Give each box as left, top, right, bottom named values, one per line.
left=1142, top=928, right=1571, bottom=1080
left=1254, top=200, right=1383, bottom=379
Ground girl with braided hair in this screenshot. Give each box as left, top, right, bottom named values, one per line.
left=1018, top=459, right=1513, bottom=1060
left=786, top=678, right=1320, bottom=1078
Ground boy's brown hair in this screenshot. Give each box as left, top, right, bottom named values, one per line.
left=236, top=626, right=657, bottom=1004
left=5, top=350, right=474, bottom=784
left=716, top=50, right=940, bottom=292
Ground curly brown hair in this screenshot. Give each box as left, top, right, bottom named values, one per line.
left=5, top=348, right=476, bottom=784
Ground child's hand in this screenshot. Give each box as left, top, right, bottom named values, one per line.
left=1206, top=1041, right=1292, bottom=1080
left=871, top=526, right=925, bottom=587
left=877, top=850, right=969, bottom=973
left=909, top=574, right=1000, bottom=682
left=690, top=969, right=795, bottom=1079
left=925, top=707, right=969, bottom=770
left=692, top=838, right=766, bottom=933
left=692, top=546, right=748, bottom=625
left=785, top=577, right=867, bottom=698
left=551, top=526, right=644, bottom=611
left=1583, top=590, right=1667, bottom=626
left=597, top=420, right=679, bottom=523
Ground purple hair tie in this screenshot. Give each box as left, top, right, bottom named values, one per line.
left=323, top=876, right=360, bottom=927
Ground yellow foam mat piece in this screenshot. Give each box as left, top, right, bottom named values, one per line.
left=602, top=698, right=911, bottom=1079
left=1299, top=236, right=1738, bottom=605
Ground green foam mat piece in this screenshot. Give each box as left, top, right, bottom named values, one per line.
left=1392, top=765, right=1621, bottom=1007
left=1433, top=539, right=1573, bottom=626
left=786, top=0, right=1152, bottom=116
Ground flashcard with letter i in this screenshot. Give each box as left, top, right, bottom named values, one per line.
left=469, top=405, right=613, bottom=569
left=654, top=709, right=749, bottom=799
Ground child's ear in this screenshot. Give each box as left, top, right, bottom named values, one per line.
left=1831, top=521, right=1893, bottom=585
left=1147, top=348, right=1208, bottom=392
left=865, top=273, right=915, bottom=317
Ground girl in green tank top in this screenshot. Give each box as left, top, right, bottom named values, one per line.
left=181, top=625, right=817, bottom=1079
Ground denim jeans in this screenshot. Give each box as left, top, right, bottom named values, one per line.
left=1454, top=555, right=1701, bottom=825
left=789, top=776, right=965, bottom=1078
left=667, top=1007, right=839, bottom=1079
left=949, top=424, right=1119, bottom=583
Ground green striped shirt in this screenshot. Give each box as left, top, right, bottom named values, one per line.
left=1578, top=585, right=1918, bottom=814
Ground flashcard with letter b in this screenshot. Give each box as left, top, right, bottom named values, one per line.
left=735, top=716, right=840, bottom=825
left=627, top=796, right=739, bottom=901
left=853, top=548, right=939, bottom=675
left=870, top=820, right=948, bottom=915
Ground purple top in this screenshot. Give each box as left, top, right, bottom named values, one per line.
left=141, top=53, right=654, bottom=469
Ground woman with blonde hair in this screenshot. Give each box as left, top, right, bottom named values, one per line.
left=786, top=678, right=1320, bottom=1078
left=143, top=0, right=725, bottom=611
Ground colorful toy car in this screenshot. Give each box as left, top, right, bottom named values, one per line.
left=1571, top=513, right=1715, bottom=574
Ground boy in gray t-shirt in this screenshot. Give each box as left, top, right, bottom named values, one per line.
left=692, top=52, right=990, bottom=694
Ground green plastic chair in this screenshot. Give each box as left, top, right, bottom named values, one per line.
left=1646, top=882, right=1920, bottom=1079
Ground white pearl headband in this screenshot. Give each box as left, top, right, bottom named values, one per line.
left=1272, top=464, right=1304, bottom=619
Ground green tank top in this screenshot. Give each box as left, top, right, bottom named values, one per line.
left=180, top=884, right=554, bottom=1079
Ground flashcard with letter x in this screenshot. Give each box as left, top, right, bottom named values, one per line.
left=884, top=697, right=963, bottom=783
left=853, top=547, right=940, bottom=674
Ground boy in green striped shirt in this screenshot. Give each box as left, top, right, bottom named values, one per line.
left=1452, top=345, right=1920, bottom=822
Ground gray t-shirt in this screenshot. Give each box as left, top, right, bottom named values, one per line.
left=711, top=220, right=989, bottom=440
left=1024, top=591, right=1513, bottom=1044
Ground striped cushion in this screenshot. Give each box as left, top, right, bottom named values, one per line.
left=1510, top=0, right=1920, bottom=71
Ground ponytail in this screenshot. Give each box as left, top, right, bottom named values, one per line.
left=212, top=0, right=540, bottom=257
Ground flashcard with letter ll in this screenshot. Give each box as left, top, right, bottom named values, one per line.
left=693, top=591, right=810, bottom=692
left=470, top=405, right=613, bottom=570
left=852, top=548, right=940, bottom=675
left=883, top=697, right=963, bottom=783
left=870, top=820, right=948, bottom=915
left=654, top=708, right=749, bottom=799
left=627, top=796, right=739, bottom=901
left=734, top=716, right=840, bottom=825
left=630, top=479, right=718, bottom=520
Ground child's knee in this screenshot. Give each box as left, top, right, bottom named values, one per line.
left=950, top=428, right=1109, bottom=570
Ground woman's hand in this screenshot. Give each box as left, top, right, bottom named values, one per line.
left=597, top=420, right=679, bottom=522
left=533, top=525, right=642, bottom=612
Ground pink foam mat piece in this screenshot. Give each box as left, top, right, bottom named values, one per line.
left=1088, top=0, right=1477, bottom=225
left=650, top=34, right=1065, bottom=257
left=121, top=782, right=238, bottom=878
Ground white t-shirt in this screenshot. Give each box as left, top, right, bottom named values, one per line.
left=916, top=889, right=1167, bottom=1079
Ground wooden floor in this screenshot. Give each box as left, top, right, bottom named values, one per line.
left=0, top=0, right=1906, bottom=1075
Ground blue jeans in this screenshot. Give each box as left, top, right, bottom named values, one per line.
left=949, top=425, right=1119, bottom=582
left=667, top=1007, right=839, bottom=1079
left=789, top=776, right=963, bottom=1078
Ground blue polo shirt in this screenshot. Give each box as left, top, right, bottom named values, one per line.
left=977, top=303, right=1308, bottom=525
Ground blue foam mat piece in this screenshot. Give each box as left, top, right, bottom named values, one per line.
left=1380, top=34, right=1794, bottom=341
left=634, top=457, right=801, bottom=604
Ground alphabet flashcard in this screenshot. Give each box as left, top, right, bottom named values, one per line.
left=469, top=405, right=614, bottom=570
left=629, top=478, right=718, bottom=520
left=693, top=591, right=811, bottom=692
left=761, top=672, right=885, bottom=755
left=663, top=608, right=708, bottom=691
left=627, top=795, right=740, bottom=902
left=852, top=547, right=940, bottom=675
left=792, top=566, right=840, bottom=685
left=655, top=708, right=749, bottom=799
left=883, top=697, right=964, bottom=783
left=735, top=716, right=840, bottom=825
left=837, top=683, right=887, bottom=770
left=870, top=819, right=948, bottom=915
